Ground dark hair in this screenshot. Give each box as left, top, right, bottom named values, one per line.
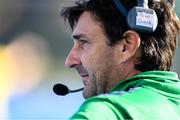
left=61, top=0, right=180, bottom=71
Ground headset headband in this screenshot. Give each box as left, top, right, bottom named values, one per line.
left=112, top=0, right=128, bottom=17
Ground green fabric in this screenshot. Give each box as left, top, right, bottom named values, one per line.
left=70, top=71, right=180, bottom=120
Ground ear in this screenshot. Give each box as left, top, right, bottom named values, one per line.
left=119, top=30, right=141, bottom=62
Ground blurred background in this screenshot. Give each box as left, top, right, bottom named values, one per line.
left=0, top=0, right=179, bottom=119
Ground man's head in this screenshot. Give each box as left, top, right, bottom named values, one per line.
left=62, top=0, right=180, bottom=98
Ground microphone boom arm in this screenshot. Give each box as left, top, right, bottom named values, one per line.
left=70, top=88, right=84, bottom=93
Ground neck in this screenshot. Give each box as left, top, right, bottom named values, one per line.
left=106, top=61, right=141, bottom=92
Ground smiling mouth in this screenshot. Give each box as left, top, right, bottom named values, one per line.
left=76, top=65, right=89, bottom=78
left=79, top=73, right=89, bottom=78
left=76, top=66, right=90, bottom=86
left=79, top=73, right=89, bottom=87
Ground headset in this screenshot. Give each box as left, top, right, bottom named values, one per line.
left=113, top=0, right=158, bottom=32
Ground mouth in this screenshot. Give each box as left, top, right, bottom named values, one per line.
left=76, top=66, right=90, bottom=86
left=80, top=73, right=89, bottom=87
left=79, top=73, right=89, bottom=78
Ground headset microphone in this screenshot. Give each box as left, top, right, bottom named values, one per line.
left=53, top=83, right=83, bottom=96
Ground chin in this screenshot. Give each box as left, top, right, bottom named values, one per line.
left=83, top=89, right=95, bottom=99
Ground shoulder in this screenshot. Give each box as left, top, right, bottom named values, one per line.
left=71, top=87, right=180, bottom=119
left=71, top=87, right=147, bottom=119
left=70, top=94, right=126, bottom=119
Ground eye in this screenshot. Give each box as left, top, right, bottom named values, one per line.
left=79, top=39, right=88, bottom=45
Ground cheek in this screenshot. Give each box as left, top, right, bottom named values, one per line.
left=81, top=52, right=96, bottom=71
left=81, top=47, right=101, bottom=68
left=81, top=47, right=112, bottom=73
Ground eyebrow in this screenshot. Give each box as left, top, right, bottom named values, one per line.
left=72, top=34, right=89, bottom=40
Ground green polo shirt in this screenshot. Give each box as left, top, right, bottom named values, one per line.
left=71, top=71, right=180, bottom=119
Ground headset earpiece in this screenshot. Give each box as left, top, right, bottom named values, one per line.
left=113, top=0, right=158, bottom=32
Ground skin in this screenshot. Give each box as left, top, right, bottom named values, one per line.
left=65, top=11, right=142, bottom=99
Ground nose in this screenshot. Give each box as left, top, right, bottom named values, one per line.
left=65, top=46, right=81, bottom=68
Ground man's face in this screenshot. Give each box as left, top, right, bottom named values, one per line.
left=65, top=11, right=122, bottom=99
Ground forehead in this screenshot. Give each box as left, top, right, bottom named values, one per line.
left=72, top=11, right=104, bottom=38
